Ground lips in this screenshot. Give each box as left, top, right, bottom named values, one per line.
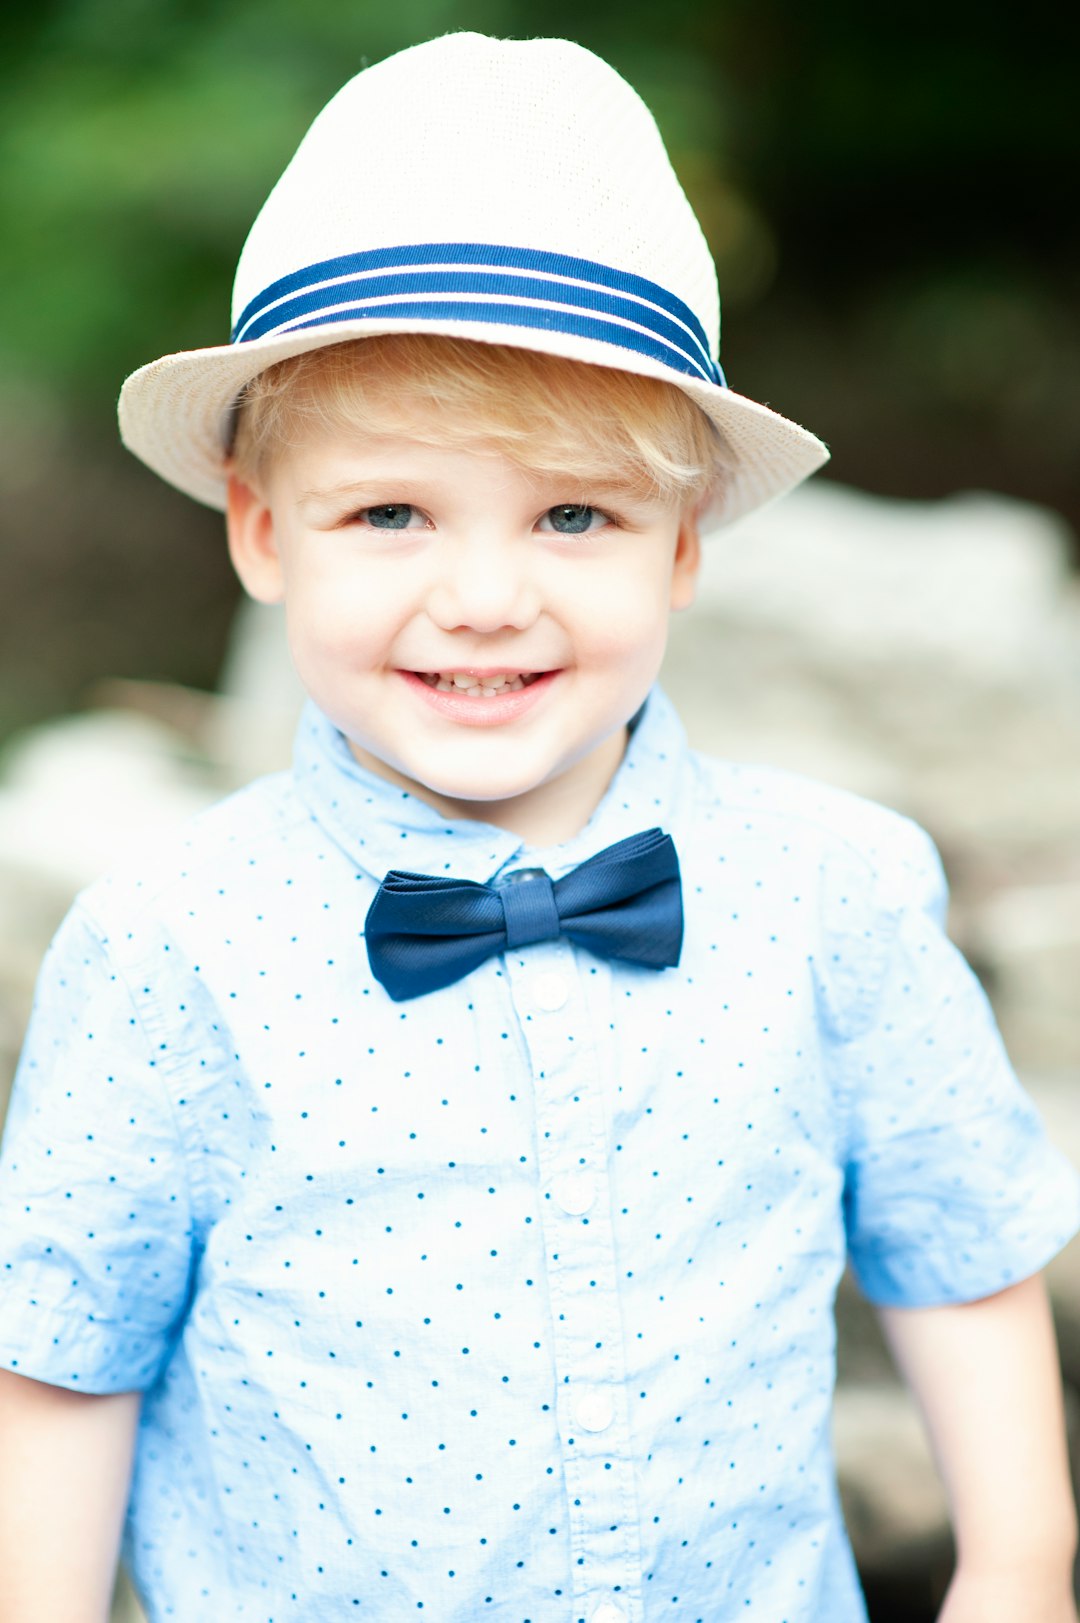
left=400, top=667, right=557, bottom=724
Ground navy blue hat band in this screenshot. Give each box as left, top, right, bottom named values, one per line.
left=231, top=242, right=726, bottom=388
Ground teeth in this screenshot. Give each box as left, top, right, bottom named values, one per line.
left=421, top=671, right=533, bottom=696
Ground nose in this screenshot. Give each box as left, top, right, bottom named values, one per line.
left=426, top=532, right=541, bottom=634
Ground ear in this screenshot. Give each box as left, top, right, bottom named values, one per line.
left=225, top=471, right=286, bottom=605
left=669, top=499, right=704, bottom=612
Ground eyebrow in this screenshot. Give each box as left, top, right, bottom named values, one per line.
left=297, top=478, right=412, bottom=502
left=295, top=473, right=663, bottom=510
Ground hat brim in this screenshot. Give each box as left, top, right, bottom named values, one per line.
left=118, top=316, right=829, bottom=531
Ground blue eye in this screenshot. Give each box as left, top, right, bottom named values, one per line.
left=362, top=504, right=416, bottom=530
left=543, top=505, right=601, bottom=534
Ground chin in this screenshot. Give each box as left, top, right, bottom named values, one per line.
left=422, top=772, right=544, bottom=808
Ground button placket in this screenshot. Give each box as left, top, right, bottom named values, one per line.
left=503, top=943, right=645, bottom=1623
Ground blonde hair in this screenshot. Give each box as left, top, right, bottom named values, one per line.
left=229, top=333, right=729, bottom=505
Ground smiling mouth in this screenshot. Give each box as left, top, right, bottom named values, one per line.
left=414, top=671, right=548, bottom=696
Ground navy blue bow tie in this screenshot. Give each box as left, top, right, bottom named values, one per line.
left=364, top=827, right=683, bottom=1001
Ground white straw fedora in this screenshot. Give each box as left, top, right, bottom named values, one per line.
left=118, top=31, right=829, bottom=529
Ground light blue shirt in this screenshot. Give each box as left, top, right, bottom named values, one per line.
left=1, top=687, right=1077, bottom=1623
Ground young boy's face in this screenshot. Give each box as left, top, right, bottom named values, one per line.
left=227, top=397, right=702, bottom=844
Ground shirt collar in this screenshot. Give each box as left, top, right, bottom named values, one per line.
left=291, top=684, right=690, bottom=885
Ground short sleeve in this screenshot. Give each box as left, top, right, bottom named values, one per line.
left=0, top=903, right=196, bottom=1392
left=837, top=824, right=1080, bottom=1308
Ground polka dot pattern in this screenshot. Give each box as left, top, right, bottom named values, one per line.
left=1, top=686, right=1077, bottom=1623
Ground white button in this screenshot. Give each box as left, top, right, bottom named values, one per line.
left=591, top=1605, right=627, bottom=1623
left=575, top=1390, right=614, bottom=1432
left=533, top=971, right=568, bottom=1011
left=553, top=1173, right=594, bottom=1215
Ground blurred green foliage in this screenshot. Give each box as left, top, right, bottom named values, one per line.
left=1, top=0, right=1078, bottom=736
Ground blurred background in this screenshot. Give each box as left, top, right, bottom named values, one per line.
left=1, top=2, right=1078, bottom=1619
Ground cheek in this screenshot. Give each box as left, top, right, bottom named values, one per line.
left=574, top=575, right=672, bottom=663
left=281, top=573, right=390, bottom=676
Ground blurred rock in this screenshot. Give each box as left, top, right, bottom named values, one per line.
left=0, top=707, right=220, bottom=1109
left=0, top=706, right=218, bottom=897
left=968, top=888, right=1080, bottom=1076
left=689, top=481, right=1080, bottom=687
left=206, top=597, right=306, bottom=787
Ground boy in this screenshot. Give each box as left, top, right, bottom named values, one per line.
left=0, top=30, right=1077, bottom=1623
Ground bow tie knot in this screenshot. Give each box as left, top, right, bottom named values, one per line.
left=365, top=828, right=683, bottom=1001
left=499, top=868, right=562, bottom=950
